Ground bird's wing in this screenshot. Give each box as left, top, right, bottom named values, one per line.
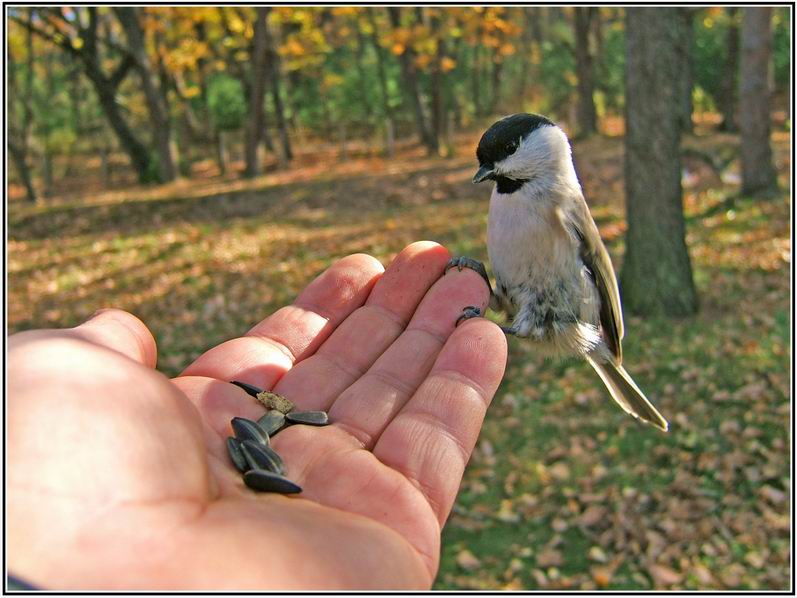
left=562, top=198, right=625, bottom=363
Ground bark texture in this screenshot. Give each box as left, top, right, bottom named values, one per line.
left=574, top=7, right=597, bottom=137
left=718, top=8, right=740, bottom=132
left=621, top=8, right=698, bottom=317
left=739, top=7, right=777, bottom=195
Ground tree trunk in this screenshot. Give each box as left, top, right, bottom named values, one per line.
left=490, top=52, right=503, bottom=114
left=216, top=129, right=227, bottom=175
left=8, top=9, right=37, bottom=202
left=471, top=45, right=482, bottom=117
left=621, top=8, right=698, bottom=317
left=718, top=8, right=740, bottom=132
left=114, top=7, right=176, bottom=183
left=263, top=7, right=292, bottom=163
left=354, top=25, right=373, bottom=121
left=676, top=8, right=695, bottom=133
left=17, top=7, right=155, bottom=183
left=387, top=7, right=437, bottom=154
left=88, top=64, right=154, bottom=182
left=739, top=7, right=777, bottom=196
left=430, top=14, right=448, bottom=155
left=244, top=7, right=269, bottom=177
left=8, top=140, right=37, bottom=202
left=368, top=10, right=395, bottom=157
left=574, top=7, right=598, bottom=138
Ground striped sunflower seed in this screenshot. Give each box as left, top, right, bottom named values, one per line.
left=257, top=410, right=287, bottom=436
left=255, top=391, right=294, bottom=414
left=230, top=380, right=264, bottom=398
left=240, top=439, right=286, bottom=476
left=286, top=410, right=329, bottom=426
left=226, top=437, right=249, bottom=473
left=231, top=417, right=270, bottom=447
left=244, top=469, right=302, bottom=494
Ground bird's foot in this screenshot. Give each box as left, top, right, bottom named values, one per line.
left=455, top=305, right=483, bottom=327
left=500, top=325, right=519, bottom=337
left=445, top=256, right=492, bottom=293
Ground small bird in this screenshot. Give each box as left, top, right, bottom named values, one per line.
left=450, top=113, right=668, bottom=431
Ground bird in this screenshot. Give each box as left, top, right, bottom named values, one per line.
left=449, top=113, right=668, bottom=431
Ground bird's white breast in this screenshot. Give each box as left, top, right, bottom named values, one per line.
left=487, top=185, right=575, bottom=290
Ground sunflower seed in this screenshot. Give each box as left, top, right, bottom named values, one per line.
left=240, top=439, right=286, bottom=475
left=286, top=410, right=329, bottom=426
left=255, top=390, right=295, bottom=414
left=231, top=417, right=270, bottom=447
left=244, top=469, right=302, bottom=494
left=226, top=437, right=249, bottom=473
left=257, top=410, right=287, bottom=436
left=230, top=380, right=264, bottom=398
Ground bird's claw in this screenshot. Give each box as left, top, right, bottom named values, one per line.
left=455, top=305, right=482, bottom=327
left=445, top=256, right=492, bottom=292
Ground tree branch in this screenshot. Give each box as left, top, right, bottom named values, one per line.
left=109, top=53, right=135, bottom=88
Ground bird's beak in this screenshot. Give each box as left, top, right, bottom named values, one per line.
left=473, top=164, right=495, bottom=184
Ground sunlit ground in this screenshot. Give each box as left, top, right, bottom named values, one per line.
left=7, top=124, right=791, bottom=590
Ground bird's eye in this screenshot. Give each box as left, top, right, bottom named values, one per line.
left=505, top=140, right=518, bottom=154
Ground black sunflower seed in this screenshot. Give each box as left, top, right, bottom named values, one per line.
left=240, top=439, right=286, bottom=475
left=230, top=380, right=264, bottom=398
left=257, top=410, right=287, bottom=436
left=286, top=410, right=329, bottom=426
left=231, top=417, right=270, bottom=447
left=226, top=437, right=249, bottom=473
left=243, top=469, right=302, bottom=494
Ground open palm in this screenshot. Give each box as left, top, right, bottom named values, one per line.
left=8, top=242, right=507, bottom=590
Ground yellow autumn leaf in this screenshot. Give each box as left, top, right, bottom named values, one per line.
left=391, top=42, right=405, bottom=56
left=499, top=42, right=516, bottom=56
left=441, top=56, right=457, bottom=72
left=414, top=54, right=433, bottom=69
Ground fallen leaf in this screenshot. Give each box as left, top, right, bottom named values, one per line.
left=455, top=549, right=481, bottom=571
left=536, top=548, right=563, bottom=568
left=648, top=563, right=683, bottom=587
left=579, top=505, right=608, bottom=527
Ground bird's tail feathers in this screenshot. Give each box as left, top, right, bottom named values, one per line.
left=586, top=355, right=669, bottom=432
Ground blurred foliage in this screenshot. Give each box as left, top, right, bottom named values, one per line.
left=207, top=73, right=247, bottom=131
left=7, top=6, right=791, bottom=194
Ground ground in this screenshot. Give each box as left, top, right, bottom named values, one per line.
left=7, top=124, right=791, bottom=590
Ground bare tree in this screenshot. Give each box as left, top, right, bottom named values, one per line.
left=622, top=8, right=698, bottom=317
left=676, top=8, right=695, bottom=133
left=739, top=7, right=777, bottom=196
left=8, top=8, right=37, bottom=202
left=244, top=7, right=269, bottom=177
left=387, top=7, right=437, bottom=154
left=718, top=8, right=740, bottom=132
left=573, top=7, right=597, bottom=137
left=13, top=7, right=156, bottom=183
left=114, top=7, right=177, bottom=182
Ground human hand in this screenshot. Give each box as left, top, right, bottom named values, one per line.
left=8, top=241, right=507, bottom=590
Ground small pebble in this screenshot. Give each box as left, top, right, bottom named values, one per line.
left=226, top=437, right=249, bottom=473
left=244, top=469, right=302, bottom=494
left=257, top=410, right=287, bottom=436
left=231, top=417, right=270, bottom=447
left=241, top=439, right=286, bottom=476
left=286, top=410, right=329, bottom=426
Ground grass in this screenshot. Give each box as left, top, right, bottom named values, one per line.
left=7, top=128, right=791, bottom=590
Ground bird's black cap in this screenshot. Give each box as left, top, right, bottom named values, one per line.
left=476, top=113, right=555, bottom=166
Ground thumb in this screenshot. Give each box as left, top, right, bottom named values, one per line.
left=72, top=308, right=158, bottom=368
